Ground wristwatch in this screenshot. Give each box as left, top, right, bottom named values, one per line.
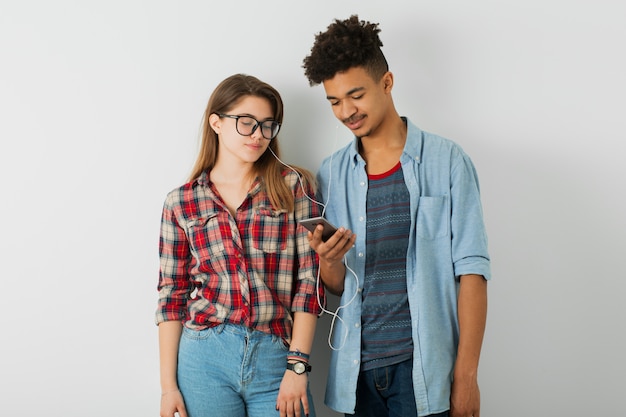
left=286, top=361, right=312, bottom=375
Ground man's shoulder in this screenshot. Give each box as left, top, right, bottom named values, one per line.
left=407, top=123, right=458, bottom=149
left=320, top=140, right=355, bottom=168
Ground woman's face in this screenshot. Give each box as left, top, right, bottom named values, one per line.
left=211, top=95, right=275, bottom=165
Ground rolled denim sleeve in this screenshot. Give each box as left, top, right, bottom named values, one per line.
left=450, top=147, right=491, bottom=280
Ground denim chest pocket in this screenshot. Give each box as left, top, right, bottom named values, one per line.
left=185, top=214, right=225, bottom=262
left=252, top=207, right=288, bottom=253
left=416, top=196, right=449, bottom=240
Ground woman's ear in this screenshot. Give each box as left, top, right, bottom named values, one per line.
left=208, top=113, right=221, bottom=134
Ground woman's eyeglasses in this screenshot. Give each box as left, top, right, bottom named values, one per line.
left=217, top=114, right=281, bottom=140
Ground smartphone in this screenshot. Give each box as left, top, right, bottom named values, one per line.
left=299, top=217, right=338, bottom=241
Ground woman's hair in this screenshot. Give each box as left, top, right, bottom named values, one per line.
left=189, top=73, right=313, bottom=212
left=303, top=15, right=389, bottom=86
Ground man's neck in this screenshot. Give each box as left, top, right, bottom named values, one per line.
left=359, top=115, right=407, bottom=175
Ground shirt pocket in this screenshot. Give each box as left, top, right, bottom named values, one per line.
left=416, top=196, right=449, bottom=240
left=252, top=207, right=288, bottom=253
left=185, top=214, right=225, bottom=263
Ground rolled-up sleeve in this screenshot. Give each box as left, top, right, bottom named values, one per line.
left=291, top=175, right=324, bottom=315
left=155, top=191, right=191, bottom=324
left=450, top=148, right=491, bottom=280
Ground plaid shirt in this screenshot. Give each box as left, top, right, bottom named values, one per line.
left=155, top=170, right=323, bottom=341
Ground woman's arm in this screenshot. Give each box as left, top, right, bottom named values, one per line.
left=158, top=321, right=187, bottom=417
left=276, top=312, right=318, bottom=417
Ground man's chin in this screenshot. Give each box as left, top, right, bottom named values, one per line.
left=353, top=128, right=372, bottom=139
left=345, top=122, right=370, bottom=137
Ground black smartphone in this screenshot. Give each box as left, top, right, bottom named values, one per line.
left=299, top=217, right=338, bottom=241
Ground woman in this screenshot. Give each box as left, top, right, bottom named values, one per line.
left=156, top=74, right=323, bottom=417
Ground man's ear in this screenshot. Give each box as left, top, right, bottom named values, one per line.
left=208, top=113, right=221, bottom=134
left=382, top=71, right=394, bottom=93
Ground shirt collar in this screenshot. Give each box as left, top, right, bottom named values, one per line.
left=197, top=170, right=210, bottom=186
left=402, top=117, right=423, bottom=164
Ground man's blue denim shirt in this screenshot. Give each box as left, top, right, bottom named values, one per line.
left=317, top=118, right=491, bottom=415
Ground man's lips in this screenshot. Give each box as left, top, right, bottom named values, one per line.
left=344, top=115, right=366, bottom=130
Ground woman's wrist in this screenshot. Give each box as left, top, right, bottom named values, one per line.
left=287, top=349, right=310, bottom=362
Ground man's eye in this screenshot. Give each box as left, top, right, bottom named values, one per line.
left=352, top=95, right=363, bottom=100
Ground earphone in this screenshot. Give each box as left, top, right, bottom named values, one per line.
left=268, top=127, right=359, bottom=351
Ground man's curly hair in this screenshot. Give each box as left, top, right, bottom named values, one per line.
left=303, top=15, right=389, bottom=86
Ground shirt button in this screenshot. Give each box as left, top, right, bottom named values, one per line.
left=353, top=359, right=359, bottom=365
left=360, top=181, right=366, bottom=187
left=354, top=323, right=360, bottom=328
left=358, top=252, right=364, bottom=257
left=359, top=216, right=364, bottom=222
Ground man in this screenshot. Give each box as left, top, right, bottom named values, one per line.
left=302, top=15, right=491, bottom=417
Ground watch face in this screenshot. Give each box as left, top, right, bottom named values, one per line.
left=294, top=362, right=306, bottom=374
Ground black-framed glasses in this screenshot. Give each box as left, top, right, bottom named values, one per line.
left=217, top=114, right=281, bottom=140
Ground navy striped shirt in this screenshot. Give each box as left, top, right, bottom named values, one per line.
left=361, top=162, right=413, bottom=371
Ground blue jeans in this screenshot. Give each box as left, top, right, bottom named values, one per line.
left=177, top=324, right=315, bottom=417
left=350, top=359, right=448, bottom=417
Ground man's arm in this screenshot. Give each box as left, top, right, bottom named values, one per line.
left=451, top=274, right=487, bottom=417
left=307, top=225, right=356, bottom=295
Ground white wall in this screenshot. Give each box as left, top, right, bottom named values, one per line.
left=1, top=1, right=624, bottom=416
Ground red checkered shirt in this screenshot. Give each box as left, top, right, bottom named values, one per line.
left=155, top=170, right=324, bottom=341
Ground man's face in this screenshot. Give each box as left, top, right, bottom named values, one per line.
left=322, top=66, right=391, bottom=138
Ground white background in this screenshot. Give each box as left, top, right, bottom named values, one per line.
left=1, top=1, right=624, bottom=416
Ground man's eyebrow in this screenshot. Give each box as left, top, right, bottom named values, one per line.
left=326, top=86, right=365, bottom=100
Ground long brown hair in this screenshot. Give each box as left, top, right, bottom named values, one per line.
left=189, top=74, right=313, bottom=212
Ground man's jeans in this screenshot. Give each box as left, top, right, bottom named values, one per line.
left=351, top=359, right=449, bottom=417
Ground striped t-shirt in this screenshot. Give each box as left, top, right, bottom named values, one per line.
left=361, top=162, right=413, bottom=371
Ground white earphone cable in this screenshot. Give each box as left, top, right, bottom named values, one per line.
left=270, top=126, right=358, bottom=351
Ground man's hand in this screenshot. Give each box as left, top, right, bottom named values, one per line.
left=450, top=374, right=480, bottom=417
left=307, top=224, right=356, bottom=295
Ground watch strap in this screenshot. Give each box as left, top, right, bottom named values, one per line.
left=286, top=360, right=312, bottom=374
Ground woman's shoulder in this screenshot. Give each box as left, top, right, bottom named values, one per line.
left=162, top=177, right=204, bottom=207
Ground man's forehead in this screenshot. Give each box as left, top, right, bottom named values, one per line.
left=322, top=67, right=375, bottom=97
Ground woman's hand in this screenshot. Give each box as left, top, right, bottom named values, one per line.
left=160, top=389, right=187, bottom=417
left=276, top=369, right=310, bottom=417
